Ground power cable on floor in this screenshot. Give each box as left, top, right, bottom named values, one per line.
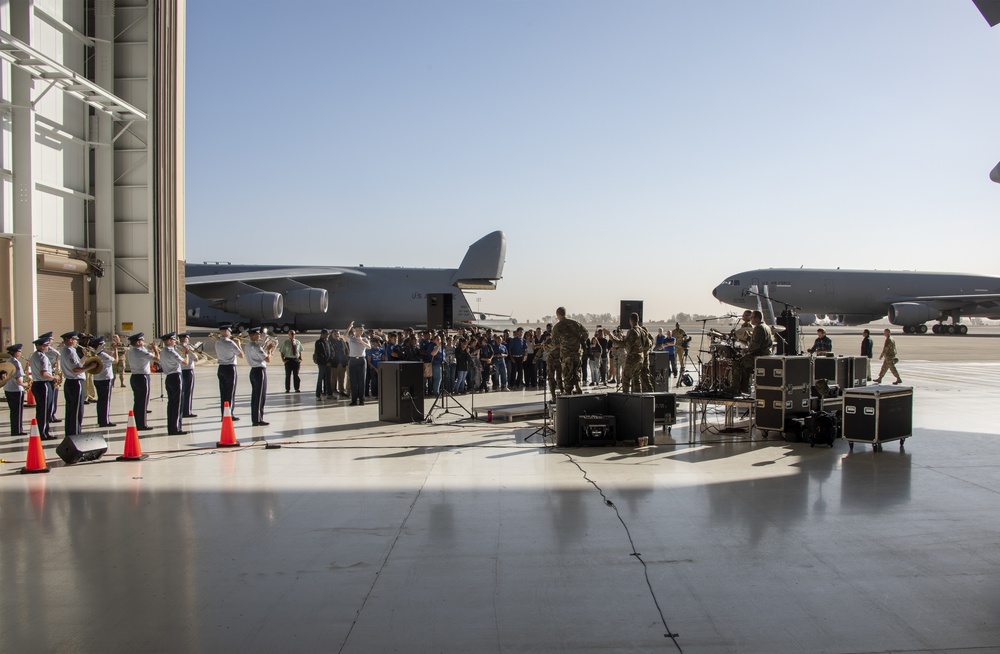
left=545, top=431, right=683, bottom=652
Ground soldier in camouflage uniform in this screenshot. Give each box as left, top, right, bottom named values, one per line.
left=549, top=307, right=589, bottom=395
left=874, top=328, right=902, bottom=384
left=544, top=341, right=561, bottom=403
left=638, top=322, right=654, bottom=392
left=610, top=313, right=644, bottom=393
left=672, top=322, right=688, bottom=373
left=736, top=310, right=773, bottom=394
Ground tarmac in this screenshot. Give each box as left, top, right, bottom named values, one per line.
left=1, top=325, right=998, bottom=653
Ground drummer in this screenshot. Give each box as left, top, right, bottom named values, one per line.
left=3, top=344, right=28, bottom=436
left=91, top=337, right=118, bottom=428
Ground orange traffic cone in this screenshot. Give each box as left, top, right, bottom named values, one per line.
left=20, top=419, right=50, bottom=474
left=24, top=384, right=36, bottom=407
left=116, top=410, right=148, bottom=461
left=217, top=401, right=240, bottom=448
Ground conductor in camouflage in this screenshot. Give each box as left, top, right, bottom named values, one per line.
left=549, top=307, right=589, bottom=395
left=611, top=313, right=644, bottom=393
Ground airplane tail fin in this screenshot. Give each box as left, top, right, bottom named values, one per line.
left=451, top=231, right=506, bottom=290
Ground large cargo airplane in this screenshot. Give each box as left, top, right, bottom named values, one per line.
left=185, top=231, right=506, bottom=331
left=712, top=268, right=1000, bottom=334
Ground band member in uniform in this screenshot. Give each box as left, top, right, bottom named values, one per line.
left=91, top=336, right=118, bottom=427
left=29, top=333, right=57, bottom=439
left=4, top=343, right=28, bottom=435
left=736, top=311, right=773, bottom=394
left=178, top=333, right=198, bottom=418
left=346, top=321, right=370, bottom=406
left=59, top=331, right=90, bottom=436
left=127, top=333, right=159, bottom=430
left=215, top=324, right=244, bottom=419
left=159, top=333, right=190, bottom=434
left=245, top=327, right=272, bottom=425
left=278, top=329, right=303, bottom=393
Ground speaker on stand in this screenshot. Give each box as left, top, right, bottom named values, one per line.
left=427, top=293, right=454, bottom=330
left=619, top=300, right=644, bottom=329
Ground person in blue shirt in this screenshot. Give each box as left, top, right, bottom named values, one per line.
left=506, top=328, right=526, bottom=390
left=492, top=335, right=509, bottom=391
left=426, top=334, right=444, bottom=395
left=663, top=331, right=678, bottom=377
left=366, top=338, right=385, bottom=398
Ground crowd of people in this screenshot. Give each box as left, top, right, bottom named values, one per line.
left=2, top=314, right=903, bottom=440
left=301, top=313, right=691, bottom=405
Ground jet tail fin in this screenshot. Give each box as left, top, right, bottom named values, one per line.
left=451, top=231, right=506, bottom=290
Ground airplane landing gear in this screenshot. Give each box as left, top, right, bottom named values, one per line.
left=931, top=322, right=968, bottom=335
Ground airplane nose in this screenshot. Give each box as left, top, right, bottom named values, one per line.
left=712, top=286, right=719, bottom=300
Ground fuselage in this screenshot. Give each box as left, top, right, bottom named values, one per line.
left=713, top=268, right=1000, bottom=324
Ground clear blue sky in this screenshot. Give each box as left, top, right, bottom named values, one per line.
left=186, top=0, right=1000, bottom=322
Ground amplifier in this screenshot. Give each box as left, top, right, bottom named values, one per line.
left=579, top=415, right=617, bottom=446
left=555, top=394, right=608, bottom=447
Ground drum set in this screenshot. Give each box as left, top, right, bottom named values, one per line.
left=695, top=328, right=747, bottom=395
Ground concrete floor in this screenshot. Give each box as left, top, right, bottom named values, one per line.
left=1, top=354, right=999, bottom=653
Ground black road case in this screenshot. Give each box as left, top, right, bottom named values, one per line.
left=754, top=356, right=811, bottom=391
left=842, top=385, right=913, bottom=452
left=813, top=356, right=850, bottom=389
left=754, top=387, right=810, bottom=432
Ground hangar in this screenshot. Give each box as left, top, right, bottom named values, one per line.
left=0, top=0, right=184, bottom=346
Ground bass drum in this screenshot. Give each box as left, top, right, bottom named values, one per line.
left=702, top=359, right=738, bottom=394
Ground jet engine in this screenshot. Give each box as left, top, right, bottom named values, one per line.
left=284, top=288, right=328, bottom=314
left=222, top=292, right=283, bottom=320
left=888, top=302, right=937, bottom=326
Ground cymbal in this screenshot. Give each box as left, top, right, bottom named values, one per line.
left=708, top=329, right=727, bottom=339
left=0, top=361, right=15, bottom=385
left=770, top=324, right=786, bottom=332
left=82, top=355, right=104, bottom=376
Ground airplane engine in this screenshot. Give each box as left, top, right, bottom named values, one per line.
left=284, top=288, right=328, bottom=314
left=888, top=302, right=937, bottom=326
left=223, top=292, right=283, bottom=320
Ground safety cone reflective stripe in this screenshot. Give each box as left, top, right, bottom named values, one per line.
left=116, top=410, right=148, bottom=461
left=217, top=401, right=240, bottom=448
left=25, top=385, right=36, bottom=407
left=21, top=418, right=50, bottom=474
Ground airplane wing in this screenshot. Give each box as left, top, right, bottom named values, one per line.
left=885, top=293, right=1000, bottom=311
left=186, top=267, right=365, bottom=286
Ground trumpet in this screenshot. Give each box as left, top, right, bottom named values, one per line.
left=210, top=331, right=243, bottom=346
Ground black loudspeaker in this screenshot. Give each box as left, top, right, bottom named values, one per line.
left=426, top=293, right=453, bottom=330
left=607, top=393, right=655, bottom=444
left=578, top=415, right=616, bottom=446
left=555, top=394, right=607, bottom=447
left=650, top=352, right=671, bottom=393
left=776, top=310, right=799, bottom=356
left=56, top=432, right=108, bottom=464
left=378, top=362, right=425, bottom=423
left=619, top=300, right=643, bottom=330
